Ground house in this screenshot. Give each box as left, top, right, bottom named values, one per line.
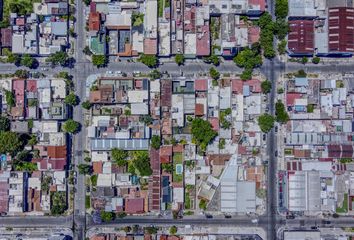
left=125, top=198, right=145, bottom=214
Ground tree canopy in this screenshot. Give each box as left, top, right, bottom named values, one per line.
left=46, top=51, right=69, bottom=66
left=275, top=0, right=289, bottom=19
left=139, top=54, right=158, bottom=68
left=261, top=80, right=272, bottom=94
left=132, top=151, right=152, bottom=176
left=62, top=119, right=80, bottom=134
left=191, top=118, right=217, bottom=152
left=275, top=100, right=289, bottom=123
left=100, top=211, right=116, bottom=222
left=81, top=100, right=92, bottom=110
left=64, top=92, right=79, bottom=106
left=0, top=131, right=23, bottom=156
left=149, top=69, right=162, bottom=80
left=209, top=67, right=220, bottom=80
left=0, top=117, right=10, bottom=132
left=151, top=135, right=161, bottom=149
left=20, top=54, right=36, bottom=68
left=78, top=164, right=92, bottom=175
left=234, top=47, right=262, bottom=69
left=312, top=57, right=320, bottom=64
left=175, top=54, right=185, bottom=65
left=169, top=226, right=177, bottom=235
left=111, top=148, right=128, bottom=167
left=258, top=114, right=275, bottom=133
left=92, top=55, right=108, bottom=68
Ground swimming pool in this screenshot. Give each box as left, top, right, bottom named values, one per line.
left=176, top=164, right=183, bottom=175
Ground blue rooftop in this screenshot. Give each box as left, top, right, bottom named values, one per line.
left=295, top=77, right=309, bottom=87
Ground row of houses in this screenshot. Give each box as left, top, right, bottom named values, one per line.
left=86, top=0, right=265, bottom=58
left=278, top=72, right=354, bottom=215
left=287, top=0, right=354, bottom=57
left=0, top=77, right=69, bottom=215
left=86, top=72, right=268, bottom=216
left=0, top=0, right=68, bottom=55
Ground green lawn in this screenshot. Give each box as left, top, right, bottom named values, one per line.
left=85, top=195, right=91, bottom=209
left=158, top=0, right=164, bottom=17
left=173, top=153, right=183, bottom=183
left=336, top=193, right=348, bottom=213
left=184, top=192, right=191, bottom=209
left=3, top=0, right=40, bottom=19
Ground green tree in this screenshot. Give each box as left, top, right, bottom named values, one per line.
left=312, top=57, right=320, bottom=64
left=132, top=151, right=152, bottom=176
left=100, top=211, right=115, bottom=222
left=139, top=54, right=158, bottom=68
left=175, top=54, right=185, bottom=65
left=46, top=51, right=69, bottom=66
left=0, top=131, right=22, bottom=156
left=83, top=46, right=92, bottom=56
left=274, top=19, right=289, bottom=40
left=145, top=226, right=158, bottom=234
left=295, top=69, right=307, bottom=78
left=151, top=135, right=161, bottom=149
left=28, top=134, right=38, bottom=146
left=131, top=12, right=144, bottom=26
left=78, top=164, right=91, bottom=175
left=6, top=52, right=20, bottom=65
left=0, top=116, right=10, bottom=132
left=275, top=100, right=289, bottom=123
left=191, top=118, right=217, bottom=152
left=301, top=57, right=308, bottom=65
left=90, top=175, right=98, bottom=186
left=209, top=67, right=220, bottom=80
left=258, top=114, right=275, bottom=133
left=65, top=92, right=79, bottom=106
left=149, top=69, right=162, bottom=79
left=261, top=80, right=272, bottom=94
left=169, top=226, right=177, bottom=235
left=83, top=0, right=91, bottom=6
left=14, top=69, right=29, bottom=79
left=20, top=54, right=35, bottom=68
left=162, top=163, right=173, bottom=173
left=240, top=69, right=252, bottom=81
left=275, top=0, right=289, bottom=19
left=234, top=47, right=262, bottom=69
left=277, top=40, right=287, bottom=55
left=51, top=192, right=67, bottom=215
left=92, top=55, right=108, bottom=67
left=199, top=199, right=208, bottom=210
left=111, top=148, right=128, bottom=167
left=204, top=55, right=220, bottom=66
left=5, top=90, right=15, bottom=107
left=62, top=119, right=80, bottom=134
left=81, top=100, right=92, bottom=110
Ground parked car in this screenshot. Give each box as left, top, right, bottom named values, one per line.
left=263, top=134, right=267, bottom=141
left=275, top=126, right=278, bottom=132
left=224, top=215, right=232, bottom=218
left=251, top=219, right=259, bottom=224
left=286, top=215, right=295, bottom=219
left=275, top=151, right=278, bottom=157
left=205, top=214, right=213, bottom=219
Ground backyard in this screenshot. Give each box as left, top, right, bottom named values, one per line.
left=3, top=0, right=40, bottom=19
left=336, top=193, right=348, bottom=213
left=173, top=153, right=183, bottom=183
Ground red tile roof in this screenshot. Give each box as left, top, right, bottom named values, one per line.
left=16, top=18, right=25, bottom=26
left=0, top=182, right=9, bottom=213
left=125, top=198, right=145, bottom=214
left=196, top=25, right=210, bottom=56
left=89, top=12, right=100, bottom=31
left=248, top=0, right=266, bottom=11
left=1, top=28, right=12, bottom=47
left=288, top=20, right=314, bottom=54
left=26, top=80, right=37, bottom=92
left=195, top=103, right=204, bottom=116
left=47, top=146, right=66, bottom=159
left=328, top=7, right=354, bottom=52
left=195, top=79, right=208, bottom=91
left=13, top=79, right=25, bottom=106
left=173, top=145, right=183, bottom=153
left=245, top=79, right=261, bottom=93
left=150, top=148, right=160, bottom=173
left=286, top=93, right=302, bottom=106
left=232, top=79, right=243, bottom=93
left=248, top=26, right=260, bottom=45
left=93, top=161, right=103, bottom=174
left=209, top=117, right=219, bottom=131
left=160, top=146, right=172, bottom=156
left=144, top=39, right=157, bottom=55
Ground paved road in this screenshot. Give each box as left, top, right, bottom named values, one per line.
left=0, top=216, right=72, bottom=228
